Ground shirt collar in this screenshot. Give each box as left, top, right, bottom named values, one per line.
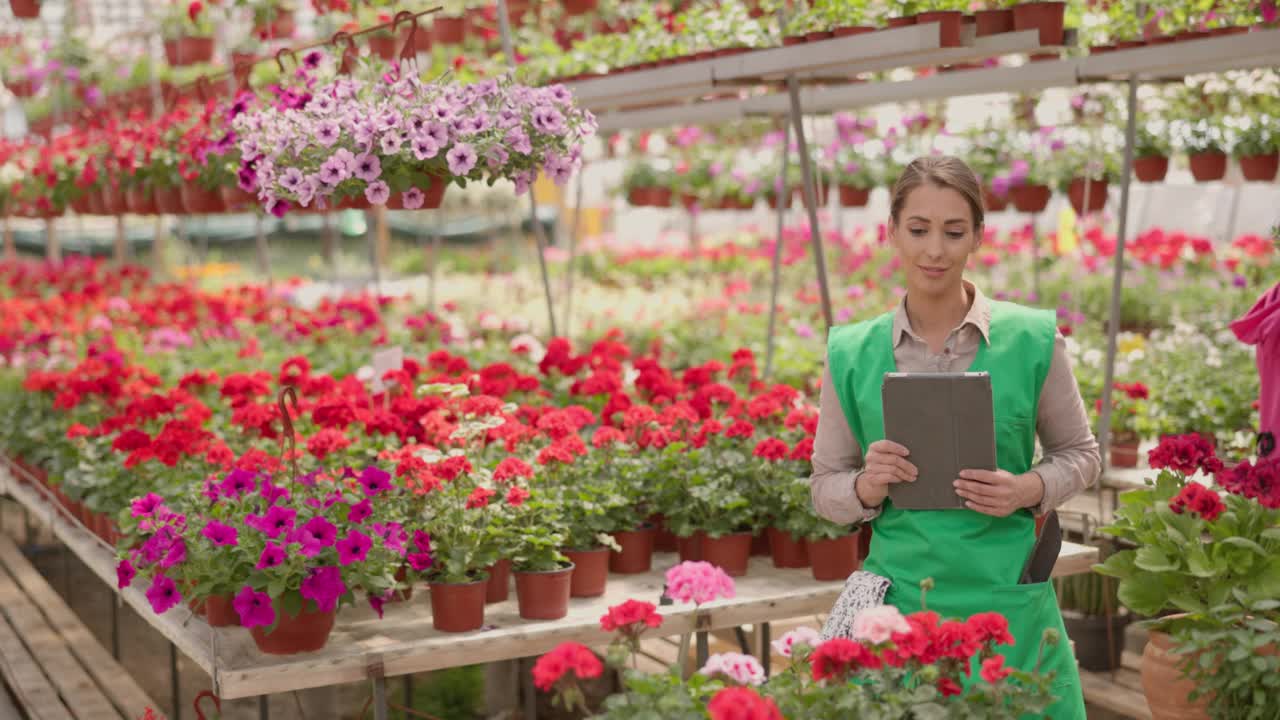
left=893, top=281, right=992, bottom=347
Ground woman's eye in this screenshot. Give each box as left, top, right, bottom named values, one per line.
left=947, top=232, right=966, bottom=240
left=909, top=228, right=927, bottom=236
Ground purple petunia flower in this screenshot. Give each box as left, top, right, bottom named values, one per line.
left=233, top=586, right=276, bottom=629
left=425, top=122, right=450, bottom=146
left=365, top=180, right=390, bottom=205
left=446, top=143, right=477, bottom=176
left=257, top=506, right=297, bottom=539
left=353, top=153, right=382, bottom=182
left=359, top=467, right=393, bottom=496
left=348, top=498, right=373, bottom=524
left=280, top=167, right=305, bottom=191
left=407, top=552, right=433, bottom=572
left=299, top=566, right=346, bottom=613
left=368, top=592, right=388, bottom=619
left=544, top=153, right=574, bottom=186
left=319, top=155, right=351, bottom=186
left=336, top=530, right=372, bottom=566
left=131, top=493, right=165, bottom=519
left=411, top=134, right=439, bottom=161
left=485, top=146, right=510, bottom=171
left=202, top=520, right=239, bottom=547
left=237, top=166, right=257, bottom=193
left=256, top=542, right=287, bottom=570
left=267, top=198, right=291, bottom=218
left=303, top=516, right=338, bottom=546
left=160, top=540, right=186, bottom=569
left=532, top=105, right=566, bottom=135
left=316, top=121, right=341, bottom=147
left=145, top=574, right=182, bottom=615
left=413, top=530, right=432, bottom=554
left=513, top=170, right=533, bottom=196
left=303, top=50, right=324, bottom=70
left=401, top=187, right=425, bottom=210
left=380, top=132, right=404, bottom=155
left=116, top=559, right=136, bottom=589
left=504, top=128, right=532, bottom=154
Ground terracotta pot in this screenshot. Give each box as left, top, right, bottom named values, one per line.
left=255, top=9, right=295, bottom=39
left=626, top=188, right=647, bottom=207
left=219, top=185, right=257, bottom=213
left=249, top=599, right=336, bottom=654
left=982, top=185, right=1008, bottom=211
left=1090, top=44, right=1116, bottom=54
left=514, top=564, right=573, bottom=620
left=205, top=594, right=239, bottom=627
left=388, top=177, right=448, bottom=210
left=887, top=15, right=917, bottom=28
left=126, top=187, right=159, bottom=215
left=918, top=11, right=963, bottom=47
left=506, top=0, right=531, bottom=22
left=975, top=8, right=1014, bottom=36
left=833, top=26, right=875, bottom=37
left=838, top=185, right=871, bottom=207
left=485, top=558, right=511, bottom=604
left=1012, top=1, right=1066, bottom=45
left=368, top=34, right=403, bottom=61
left=1148, top=34, right=1177, bottom=44
left=9, top=0, right=40, bottom=18
left=181, top=185, right=226, bottom=214
left=387, top=566, right=413, bottom=603
left=433, top=16, right=466, bottom=45
left=750, top=530, right=771, bottom=557
left=102, top=185, right=128, bottom=215
left=702, top=532, right=752, bottom=577
left=6, top=78, right=35, bottom=97
left=677, top=531, right=705, bottom=562
left=650, top=514, right=677, bottom=553
left=1115, top=40, right=1144, bottom=49
left=767, top=528, right=810, bottom=569
left=783, top=35, right=807, bottom=46
left=1142, top=629, right=1210, bottom=719
left=430, top=580, right=486, bottom=632
left=1110, top=442, right=1140, bottom=468
left=1028, top=51, right=1059, bottom=61
left=1239, top=152, right=1279, bottom=182
left=154, top=186, right=183, bottom=215
left=563, top=0, right=597, bottom=15
left=84, top=188, right=106, bottom=216
left=187, top=595, right=208, bottom=617
left=1134, top=155, right=1169, bottom=182
left=70, top=193, right=91, bottom=215
left=808, top=531, right=863, bottom=581
left=649, top=187, right=673, bottom=208
left=164, top=36, right=215, bottom=67
left=609, top=526, right=655, bottom=574
left=564, top=548, right=608, bottom=598
left=805, top=30, right=834, bottom=42
left=1068, top=177, right=1108, bottom=215
left=1010, top=183, right=1052, bottom=213
left=1189, top=152, right=1228, bottom=182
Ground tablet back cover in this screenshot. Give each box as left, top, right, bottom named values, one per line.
left=880, top=373, right=997, bottom=510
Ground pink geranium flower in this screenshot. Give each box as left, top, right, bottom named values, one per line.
left=851, top=605, right=912, bottom=645
left=664, top=561, right=735, bottom=606
left=699, top=652, right=766, bottom=686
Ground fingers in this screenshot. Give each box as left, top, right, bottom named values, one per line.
left=868, top=451, right=917, bottom=478
left=953, top=479, right=1005, bottom=500
left=869, top=439, right=910, bottom=457
left=867, top=459, right=915, bottom=484
left=958, top=469, right=998, bottom=483
left=963, top=500, right=1012, bottom=517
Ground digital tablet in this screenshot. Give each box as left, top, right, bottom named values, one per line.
left=880, top=372, right=997, bottom=511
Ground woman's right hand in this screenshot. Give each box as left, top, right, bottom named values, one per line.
left=855, top=439, right=918, bottom=508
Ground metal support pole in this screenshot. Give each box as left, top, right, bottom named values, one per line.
left=114, top=216, right=126, bottom=266
left=254, top=214, right=272, bottom=289
left=428, top=232, right=440, bottom=312
left=258, top=695, right=269, bottom=720
left=1096, top=75, right=1140, bottom=520
left=372, top=674, right=388, bottom=720
left=761, top=622, right=772, bottom=678
left=170, top=641, right=181, bottom=720
left=1031, top=212, right=1040, bottom=301
left=563, top=168, right=585, bottom=340
left=786, top=75, right=834, bottom=331
left=403, top=674, right=413, bottom=712
left=366, top=210, right=381, bottom=295
left=2, top=216, right=13, bottom=261
left=1223, top=183, right=1243, bottom=245
left=322, top=212, right=337, bottom=281
left=764, top=120, right=791, bottom=380
left=496, top=0, right=558, bottom=338
left=45, top=220, right=60, bottom=263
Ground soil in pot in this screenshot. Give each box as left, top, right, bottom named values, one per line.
left=250, top=599, right=336, bottom=654
left=702, top=532, right=752, bottom=577
left=514, top=563, right=574, bottom=621
left=838, top=185, right=871, bottom=207
left=1239, top=152, right=1279, bottom=182
left=485, top=558, right=511, bottom=604
left=1142, top=629, right=1210, bottom=720
left=1010, top=183, right=1052, bottom=213
left=767, top=528, right=810, bottom=569
left=1062, top=610, right=1130, bottom=672
left=1012, top=1, right=1066, bottom=46
left=1188, top=152, right=1228, bottom=182
left=1068, top=177, right=1109, bottom=215
left=808, top=531, right=862, bottom=581
left=918, top=11, right=963, bottom=47
left=430, top=579, right=487, bottom=632
left=564, top=548, right=608, bottom=598
left=1134, top=155, right=1169, bottom=182
left=1110, top=442, right=1140, bottom=468
left=205, top=594, right=239, bottom=627
left=609, top=526, right=655, bottom=574
left=975, top=8, right=1014, bottom=36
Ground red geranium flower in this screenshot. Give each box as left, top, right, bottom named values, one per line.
left=599, top=599, right=663, bottom=634
left=465, top=487, right=495, bottom=509
left=1170, top=482, right=1226, bottom=520
left=706, top=686, right=784, bottom=720
left=752, top=438, right=789, bottom=461
left=980, top=655, right=1012, bottom=684
left=493, top=457, right=534, bottom=482
left=531, top=642, right=602, bottom=692
left=810, top=638, right=882, bottom=682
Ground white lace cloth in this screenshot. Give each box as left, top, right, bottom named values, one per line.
left=820, top=570, right=894, bottom=640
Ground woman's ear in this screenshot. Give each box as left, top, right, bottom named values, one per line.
left=973, top=223, right=984, bottom=250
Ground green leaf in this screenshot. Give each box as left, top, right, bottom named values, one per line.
left=1186, top=546, right=1218, bottom=578
left=1222, top=537, right=1268, bottom=556
left=1118, top=572, right=1171, bottom=616
left=1135, top=546, right=1178, bottom=572
left=1093, top=551, right=1138, bottom=579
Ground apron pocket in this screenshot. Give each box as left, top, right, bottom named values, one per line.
left=990, top=581, right=1083, bottom=712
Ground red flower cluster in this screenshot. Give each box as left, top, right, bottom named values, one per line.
left=1115, top=382, right=1149, bottom=400
left=1148, top=433, right=1223, bottom=476
left=706, top=687, right=784, bottom=720
left=531, top=642, right=603, bottom=692
left=1169, top=482, right=1227, bottom=520
left=810, top=610, right=1013, bottom=684
left=598, top=599, right=663, bottom=635
left=1215, top=456, right=1280, bottom=510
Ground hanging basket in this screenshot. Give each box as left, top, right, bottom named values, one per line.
left=1067, top=177, right=1108, bottom=215
left=219, top=185, right=257, bottom=213
left=982, top=185, right=1008, bottom=211
left=838, top=185, right=871, bottom=208
left=1133, top=155, right=1169, bottom=182
left=181, top=184, right=226, bottom=214
left=433, top=16, right=466, bottom=45
left=383, top=177, right=448, bottom=210
left=249, top=599, right=336, bottom=655
left=5, top=77, right=35, bottom=97
left=8, top=0, right=40, bottom=18
left=1010, top=183, right=1052, bottom=213
left=164, top=36, right=216, bottom=66
left=1188, top=152, right=1227, bottom=182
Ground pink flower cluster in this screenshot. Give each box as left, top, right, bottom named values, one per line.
left=699, top=652, right=766, bottom=686
left=664, top=561, right=736, bottom=606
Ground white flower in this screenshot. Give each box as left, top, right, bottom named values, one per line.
left=699, top=652, right=765, bottom=686
left=771, top=626, right=822, bottom=658
left=851, top=605, right=912, bottom=645
left=1083, top=349, right=1103, bottom=367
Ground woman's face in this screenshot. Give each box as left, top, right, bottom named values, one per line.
left=889, top=182, right=981, bottom=299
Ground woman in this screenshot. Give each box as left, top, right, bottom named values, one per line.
left=810, top=156, right=1098, bottom=718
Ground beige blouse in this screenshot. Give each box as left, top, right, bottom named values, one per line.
left=810, top=282, right=1101, bottom=523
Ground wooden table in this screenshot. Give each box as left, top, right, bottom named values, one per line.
left=0, top=464, right=1098, bottom=718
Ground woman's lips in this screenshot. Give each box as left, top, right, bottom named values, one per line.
left=918, top=265, right=948, bottom=278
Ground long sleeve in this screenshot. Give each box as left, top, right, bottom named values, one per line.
left=810, top=360, right=877, bottom=524
left=1030, top=332, right=1102, bottom=514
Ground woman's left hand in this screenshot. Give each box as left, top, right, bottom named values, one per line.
left=954, top=470, right=1044, bottom=517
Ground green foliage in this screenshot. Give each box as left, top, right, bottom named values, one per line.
left=1232, top=117, right=1280, bottom=157
left=406, top=666, right=485, bottom=720
left=1172, top=606, right=1280, bottom=720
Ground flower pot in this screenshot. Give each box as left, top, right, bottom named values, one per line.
left=219, top=185, right=257, bottom=213
left=701, top=532, right=752, bottom=577
left=388, top=177, right=448, bottom=210
left=838, top=185, right=871, bottom=208
left=181, top=185, right=226, bottom=214
left=974, top=8, right=1014, bottom=36
left=802, top=185, right=830, bottom=208
left=205, top=594, right=239, bottom=627
left=982, top=185, right=1008, bottom=211
left=433, top=16, right=466, bottom=45
left=565, top=548, right=609, bottom=599
left=1010, top=183, right=1052, bottom=213
left=102, top=185, right=128, bottom=216
left=70, top=193, right=91, bottom=215
left=833, top=26, right=875, bottom=37
left=429, top=580, right=486, bottom=632
left=1134, top=155, right=1169, bottom=182
left=563, top=0, right=597, bottom=15
left=1110, top=440, right=1140, bottom=468
left=1141, top=628, right=1210, bottom=719
left=6, top=78, right=34, bottom=97
left=767, top=527, right=810, bottom=569
left=126, top=187, right=159, bottom=215
left=650, top=514, right=677, bottom=553
left=255, top=9, right=295, bottom=39
left=187, top=595, right=208, bottom=617
left=514, top=564, right=573, bottom=621
left=368, top=34, right=402, bottom=61
left=249, top=599, right=336, bottom=654
left=649, top=187, right=673, bottom=208
left=783, top=35, right=807, bottom=46
left=387, top=566, right=414, bottom=603
left=918, top=11, right=963, bottom=47
left=1062, top=609, right=1130, bottom=672
left=85, top=189, right=107, bottom=216
left=626, top=188, right=647, bottom=207
left=1012, top=1, right=1066, bottom=46
left=1068, top=177, right=1108, bottom=215
left=164, top=36, right=215, bottom=67
left=808, top=531, right=863, bottom=581
left=767, top=192, right=792, bottom=210
left=1188, top=152, right=1227, bottom=182
left=887, top=15, right=917, bottom=28
left=485, top=558, right=511, bottom=604
left=8, top=0, right=40, bottom=18
left=609, top=526, right=654, bottom=574
left=1239, top=152, right=1279, bottom=182
left=677, top=531, right=705, bottom=562
left=805, top=31, right=834, bottom=42
left=154, top=186, right=183, bottom=215
left=750, top=531, right=771, bottom=557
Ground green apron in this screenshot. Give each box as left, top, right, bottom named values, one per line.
left=827, top=301, right=1085, bottom=719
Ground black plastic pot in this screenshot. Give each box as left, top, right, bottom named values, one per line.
left=1061, top=609, right=1132, bottom=672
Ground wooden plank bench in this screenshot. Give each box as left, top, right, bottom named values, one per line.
left=0, top=534, right=157, bottom=720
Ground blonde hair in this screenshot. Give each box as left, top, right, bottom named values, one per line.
left=889, top=155, right=984, bottom=230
